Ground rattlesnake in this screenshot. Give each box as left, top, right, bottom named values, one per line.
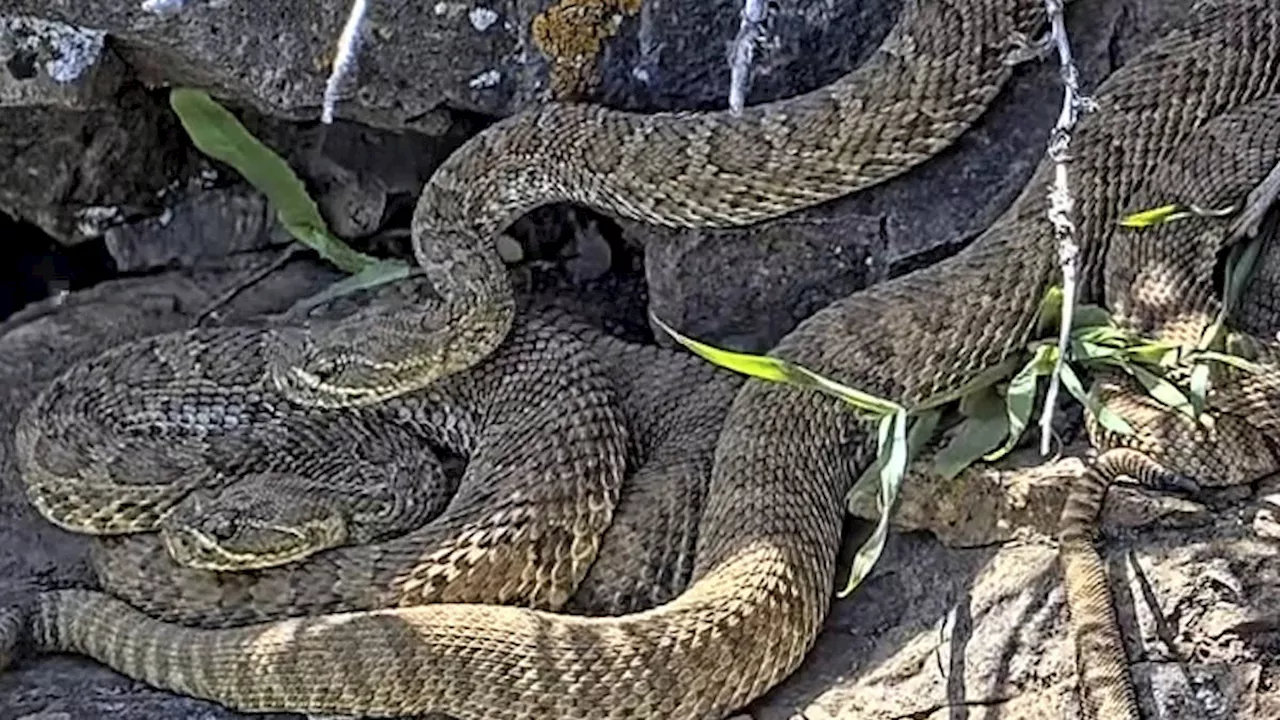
left=31, top=303, right=737, bottom=631
left=271, top=0, right=1051, bottom=408
left=6, top=3, right=1280, bottom=720
left=1057, top=92, right=1280, bottom=719
left=17, top=326, right=460, bottom=571
left=5, top=0, right=1049, bottom=627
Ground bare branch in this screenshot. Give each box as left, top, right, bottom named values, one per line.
left=1038, top=0, right=1093, bottom=454
left=729, top=0, right=768, bottom=115
left=323, top=0, right=369, bottom=124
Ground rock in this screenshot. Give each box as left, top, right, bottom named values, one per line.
left=495, top=233, right=525, bottom=263
left=1139, top=662, right=1260, bottom=720
left=0, top=14, right=202, bottom=246
left=562, top=216, right=613, bottom=282
left=0, top=83, right=196, bottom=245
left=748, top=505, right=1280, bottom=719
left=3, top=0, right=517, bottom=130
left=0, top=16, right=124, bottom=110
left=641, top=0, right=1199, bottom=350
left=0, top=0, right=894, bottom=127
left=640, top=210, right=888, bottom=353
left=755, top=534, right=1077, bottom=719
left=0, top=216, right=66, bottom=320
left=103, top=187, right=273, bottom=272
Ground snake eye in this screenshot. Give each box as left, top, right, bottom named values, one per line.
left=308, top=355, right=341, bottom=383
left=203, top=509, right=239, bottom=541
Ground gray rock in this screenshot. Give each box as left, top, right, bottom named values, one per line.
left=0, top=85, right=196, bottom=245
left=103, top=187, right=272, bottom=272
left=640, top=210, right=888, bottom=353
left=0, top=0, right=902, bottom=127
left=562, top=216, right=614, bottom=283
left=0, top=15, right=123, bottom=110
left=3, top=0, right=519, bottom=130
left=0, top=15, right=195, bottom=245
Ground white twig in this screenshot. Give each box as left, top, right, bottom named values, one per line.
left=729, top=0, right=768, bottom=115
left=323, top=0, right=368, bottom=124
left=1038, top=0, right=1092, bottom=454
left=141, top=0, right=187, bottom=15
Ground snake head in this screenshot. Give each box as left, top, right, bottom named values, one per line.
left=267, top=307, right=467, bottom=410
left=159, top=480, right=349, bottom=572
left=266, top=272, right=514, bottom=409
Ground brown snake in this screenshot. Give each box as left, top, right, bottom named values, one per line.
left=1059, top=92, right=1280, bottom=718
left=6, top=2, right=1280, bottom=720
left=272, top=0, right=1051, bottom=408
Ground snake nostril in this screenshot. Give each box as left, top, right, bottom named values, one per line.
left=308, top=353, right=349, bottom=385
left=309, top=361, right=334, bottom=383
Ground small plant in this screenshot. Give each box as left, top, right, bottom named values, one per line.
left=169, top=88, right=412, bottom=309
left=652, top=314, right=927, bottom=595
left=655, top=277, right=1258, bottom=596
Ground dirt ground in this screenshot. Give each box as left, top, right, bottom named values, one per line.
left=2, top=261, right=1278, bottom=720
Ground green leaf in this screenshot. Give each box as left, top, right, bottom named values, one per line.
left=788, top=364, right=903, bottom=416
left=986, top=344, right=1057, bottom=461
left=1188, top=362, right=1210, bottom=417
left=1185, top=350, right=1263, bottom=374
left=907, top=410, right=943, bottom=458
left=840, top=408, right=908, bottom=597
left=1071, top=338, right=1124, bottom=362
left=1124, top=362, right=1194, bottom=419
left=1071, top=303, right=1113, bottom=329
left=286, top=259, right=416, bottom=317
left=1032, top=286, right=1112, bottom=336
left=933, top=385, right=1009, bottom=479
left=1123, top=342, right=1181, bottom=367
left=1036, top=285, right=1065, bottom=335
left=1119, top=201, right=1235, bottom=229
left=1119, top=204, right=1192, bottom=228
left=840, top=409, right=939, bottom=597
left=650, top=315, right=791, bottom=383
left=1057, top=362, right=1134, bottom=435
left=170, top=88, right=378, bottom=274
left=1072, top=325, right=1131, bottom=347
left=653, top=314, right=902, bottom=417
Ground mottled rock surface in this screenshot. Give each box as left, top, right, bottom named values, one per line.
left=3, top=0, right=1277, bottom=718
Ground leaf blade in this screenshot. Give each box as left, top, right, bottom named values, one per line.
left=840, top=408, right=911, bottom=597
left=934, top=387, right=1010, bottom=479
left=1118, top=204, right=1191, bottom=228
left=985, top=344, right=1056, bottom=461
left=170, top=88, right=378, bottom=274
left=652, top=314, right=902, bottom=417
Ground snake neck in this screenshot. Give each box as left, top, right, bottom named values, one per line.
left=398, top=0, right=1052, bottom=396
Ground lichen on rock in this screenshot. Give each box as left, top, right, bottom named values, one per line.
left=531, top=0, right=643, bottom=99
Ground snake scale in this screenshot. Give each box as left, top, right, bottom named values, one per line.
left=275, top=0, right=1050, bottom=407
left=1058, top=89, right=1280, bottom=719
left=49, top=303, right=738, bottom=629
left=6, top=1, right=1280, bottom=719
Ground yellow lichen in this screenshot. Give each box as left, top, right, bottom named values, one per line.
left=531, top=0, right=643, bottom=99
